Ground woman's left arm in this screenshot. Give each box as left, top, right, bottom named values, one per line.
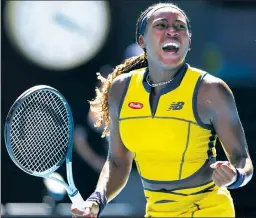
left=198, top=75, right=253, bottom=188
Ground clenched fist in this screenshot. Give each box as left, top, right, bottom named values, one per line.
left=210, top=161, right=237, bottom=187
left=71, top=201, right=100, bottom=218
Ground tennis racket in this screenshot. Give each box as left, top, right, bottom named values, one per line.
left=4, top=85, right=85, bottom=210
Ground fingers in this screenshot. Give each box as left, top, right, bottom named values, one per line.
left=212, top=167, right=230, bottom=186
left=83, top=206, right=97, bottom=217
left=72, top=208, right=97, bottom=218
left=71, top=208, right=85, bottom=217
left=210, top=161, right=237, bottom=187
left=90, top=203, right=100, bottom=215
left=212, top=170, right=222, bottom=186
left=210, top=161, right=229, bottom=169
left=71, top=201, right=99, bottom=218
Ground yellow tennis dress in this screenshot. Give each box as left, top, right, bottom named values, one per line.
left=119, top=64, right=235, bottom=217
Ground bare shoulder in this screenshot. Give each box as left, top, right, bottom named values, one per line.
left=197, top=73, right=236, bottom=125
left=198, top=74, right=234, bottom=105
left=108, top=72, right=132, bottom=105
left=107, top=72, right=133, bottom=118
left=109, top=73, right=132, bottom=96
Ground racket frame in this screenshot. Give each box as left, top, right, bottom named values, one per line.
left=4, top=85, right=79, bottom=196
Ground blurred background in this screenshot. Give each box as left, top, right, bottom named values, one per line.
left=1, top=0, right=256, bottom=217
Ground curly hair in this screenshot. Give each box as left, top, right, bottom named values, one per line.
left=89, top=2, right=191, bottom=138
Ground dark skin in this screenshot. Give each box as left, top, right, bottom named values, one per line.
left=199, top=75, right=253, bottom=186
left=71, top=73, right=133, bottom=217
left=138, top=7, right=191, bottom=89
left=71, top=7, right=253, bottom=218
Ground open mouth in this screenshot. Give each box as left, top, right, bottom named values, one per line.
left=162, top=42, right=180, bottom=53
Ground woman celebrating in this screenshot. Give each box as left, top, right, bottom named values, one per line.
left=72, top=2, right=253, bottom=217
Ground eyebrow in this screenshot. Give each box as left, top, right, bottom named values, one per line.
left=153, top=17, right=186, bottom=23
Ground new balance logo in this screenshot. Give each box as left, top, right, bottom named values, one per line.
left=167, top=101, right=185, bottom=111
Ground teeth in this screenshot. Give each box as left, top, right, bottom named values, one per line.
left=162, top=42, right=180, bottom=49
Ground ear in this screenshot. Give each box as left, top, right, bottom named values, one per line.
left=189, top=36, right=192, bottom=50
left=138, top=35, right=146, bottom=49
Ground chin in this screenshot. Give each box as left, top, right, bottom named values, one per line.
left=158, top=51, right=185, bottom=68
left=160, top=57, right=184, bottom=69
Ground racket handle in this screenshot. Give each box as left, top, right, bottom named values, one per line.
left=70, top=191, right=85, bottom=211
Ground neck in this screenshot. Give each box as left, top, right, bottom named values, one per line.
left=147, top=62, right=184, bottom=84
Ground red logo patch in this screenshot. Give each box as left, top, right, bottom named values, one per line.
left=128, top=102, right=143, bottom=109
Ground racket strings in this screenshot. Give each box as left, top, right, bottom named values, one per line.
left=12, top=100, right=56, bottom=167
left=10, top=90, right=70, bottom=174
left=15, top=114, right=67, bottom=171
left=12, top=94, right=68, bottom=171
left=11, top=99, right=56, bottom=169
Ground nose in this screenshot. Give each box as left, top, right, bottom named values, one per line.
left=165, top=27, right=178, bottom=37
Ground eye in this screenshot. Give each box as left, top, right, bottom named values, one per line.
left=175, top=24, right=186, bottom=30
left=156, top=23, right=168, bottom=29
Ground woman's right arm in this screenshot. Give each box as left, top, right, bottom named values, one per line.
left=71, top=74, right=134, bottom=217
left=95, top=74, right=134, bottom=201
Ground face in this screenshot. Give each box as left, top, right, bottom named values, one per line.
left=139, top=7, right=191, bottom=69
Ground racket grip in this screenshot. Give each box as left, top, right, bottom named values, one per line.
left=70, top=191, right=85, bottom=211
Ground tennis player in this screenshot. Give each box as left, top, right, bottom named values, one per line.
left=71, top=2, right=253, bottom=217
